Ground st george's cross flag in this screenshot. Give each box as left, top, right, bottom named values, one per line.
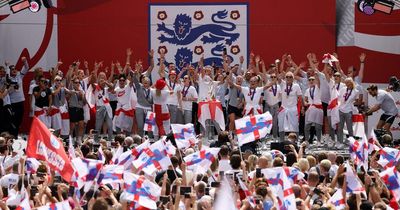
left=198, top=100, right=226, bottom=131
left=327, top=85, right=340, bottom=129
left=171, top=123, right=197, bottom=149
left=368, top=129, right=380, bottom=153
left=184, top=148, right=220, bottom=174
left=132, top=140, right=172, bottom=175
left=380, top=166, right=400, bottom=202
left=71, top=158, right=103, bottom=192
left=144, top=111, right=156, bottom=132
left=262, top=167, right=296, bottom=210
left=113, top=140, right=150, bottom=169
left=349, top=136, right=368, bottom=170
left=378, top=147, right=400, bottom=169
left=122, top=172, right=161, bottom=210
left=328, top=189, right=345, bottom=210
left=97, top=164, right=124, bottom=185
left=345, top=162, right=366, bottom=196
left=235, top=112, right=273, bottom=146
left=26, top=117, right=74, bottom=182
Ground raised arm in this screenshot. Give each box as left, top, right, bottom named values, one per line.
left=84, top=60, right=90, bottom=77
left=358, top=53, right=366, bottom=82
left=332, top=53, right=345, bottom=78
left=144, top=49, right=155, bottom=76
left=19, top=57, right=29, bottom=77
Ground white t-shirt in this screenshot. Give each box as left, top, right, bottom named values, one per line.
left=150, top=89, right=170, bottom=105
left=182, top=86, right=198, bottom=111
left=115, top=83, right=132, bottom=109
left=317, top=72, right=331, bottom=104
left=264, top=84, right=281, bottom=106
left=242, top=87, right=263, bottom=106
left=304, top=86, right=322, bottom=105
left=218, top=159, right=232, bottom=172
left=166, top=80, right=182, bottom=106
left=329, top=80, right=345, bottom=92
left=0, top=173, right=19, bottom=188
left=198, top=75, right=217, bottom=102
left=338, top=86, right=358, bottom=113
left=280, top=82, right=302, bottom=108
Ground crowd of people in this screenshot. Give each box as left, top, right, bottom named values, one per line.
left=0, top=48, right=399, bottom=210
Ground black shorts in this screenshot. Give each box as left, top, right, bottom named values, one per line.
left=380, top=114, right=396, bottom=125
left=228, top=105, right=242, bottom=117
left=322, top=102, right=328, bottom=117
left=69, top=107, right=84, bottom=123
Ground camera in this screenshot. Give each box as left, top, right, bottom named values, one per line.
left=5, top=75, right=19, bottom=90
left=388, top=76, right=400, bottom=92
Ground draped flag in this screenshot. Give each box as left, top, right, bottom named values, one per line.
left=113, top=140, right=150, bottom=169
left=349, top=136, right=368, bottom=170
left=26, top=117, right=74, bottom=182
left=71, top=158, right=103, bottom=192
left=123, top=172, right=161, bottom=210
left=345, top=162, right=366, bottom=195
left=132, top=140, right=172, bottom=175
left=328, top=189, right=345, bottom=210
left=328, top=86, right=339, bottom=129
left=263, top=167, right=296, bottom=210
left=144, top=111, right=156, bottom=132
left=97, top=165, right=124, bottom=185
left=283, top=167, right=305, bottom=185
left=380, top=167, right=400, bottom=202
left=36, top=201, right=71, bottom=210
left=235, top=112, right=273, bottom=146
left=368, top=129, right=380, bottom=153
left=378, top=147, right=400, bottom=169
left=238, top=177, right=256, bottom=208
left=198, top=100, right=226, bottom=131
left=184, top=148, right=220, bottom=174
left=171, top=123, right=198, bottom=149
left=352, top=114, right=365, bottom=138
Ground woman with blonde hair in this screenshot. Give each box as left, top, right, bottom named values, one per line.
left=247, top=154, right=258, bottom=172
left=337, top=77, right=358, bottom=149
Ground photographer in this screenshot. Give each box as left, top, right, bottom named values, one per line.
left=5, top=57, right=29, bottom=136
left=0, top=66, right=15, bottom=134
left=366, top=85, right=398, bottom=135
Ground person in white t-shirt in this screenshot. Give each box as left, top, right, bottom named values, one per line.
left=181, top=75, right=198, bottom=124
left=113, top=74, right=135, bottom=135
left=263, top=73, right=281, bottom=139
left=228, top=75, right=272, bottom=116
left=166, top=70, right=183, bottom=124
left=337, top=78, right=359, bottom=147
left=304, top=76, right=324, bottom=146
left=278, top=72, right=303, bottom=142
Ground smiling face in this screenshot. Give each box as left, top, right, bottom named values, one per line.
left=236, top=76, right=243, bottom=85
left=308, top=77, right=315, bottom=87
left=285, top=72, right=294, bottom=84
left=249, top=76, right=258, bottom=88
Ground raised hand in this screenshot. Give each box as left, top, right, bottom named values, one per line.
left=149, top=49, right=154, bottom=57
left=255, top=55, right=261, bottom=64
left=84, top=60, right=89, bottom=69
left=360, top=53, right=366, bottom=62
left=21, top=57, right=27, bottom=62
left=239, top=55, right=244, bottom=64
left=127, top=48, right=132, bottom=56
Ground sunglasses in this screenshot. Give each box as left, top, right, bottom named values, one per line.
left=40, top=80, right=46, bottom=83
left=55, top=79, right=62, bottom=82
left=270, top=76, right=277, bottom=78
left=184, top=77, right=189, bottom=80
left=74, top=81, right=80, bottom=84
left=285, top=76, right=293, bottom=79
left=308, top=79, right=315, bottom=81
left=334, top=75, right=341, bottom=77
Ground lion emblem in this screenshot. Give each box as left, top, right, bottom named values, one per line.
left=157, top=10, right=240, bottom=45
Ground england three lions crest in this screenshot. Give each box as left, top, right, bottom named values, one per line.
left=149, top=3, right=248, bottom=72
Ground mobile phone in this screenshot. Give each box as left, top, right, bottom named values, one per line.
left=54, top=176, right=62, bottom=183
left=234, top=172, right=239, bottom=183
left=256, top=168, right=263, bottom=178
left=180, top=186, right=191, bottom=195
left=205, top=187, right=210, bottom=195
left=160, top=195, right=170, bottom=204
left=211, top=182, right=220, bottom=188
left=184, top=193, right=191, bottom=199
left=219, top=171, right=225, bottom=179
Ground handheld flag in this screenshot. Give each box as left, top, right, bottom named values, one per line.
left=184, top=148, right=220, bottom=174
left=349, top=136, right=368, bottom=170
left=132, top=140, right=172, bottom=175
left=171, top=123, right=198, bottom=149
left=144, top=111, right=156, bottom=132
left=328, top=189, right=345, bottom=210
left=27, top=117, right=74, bottom=182
left=235, top=112, right=273, bottom=146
